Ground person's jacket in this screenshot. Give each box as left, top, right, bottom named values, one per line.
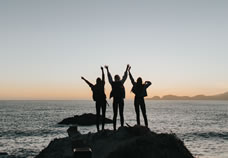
left=129, top=72, right=151, bottom=97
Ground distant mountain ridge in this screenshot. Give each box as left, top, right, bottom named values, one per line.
left=150, top=92, right=228, bottom=100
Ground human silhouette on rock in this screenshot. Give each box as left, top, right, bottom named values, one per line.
left=81, top=67, right=106, bottom=131
left=105, top=65, right=129, bottom=130
left=128, top=66, right=151, bottom=127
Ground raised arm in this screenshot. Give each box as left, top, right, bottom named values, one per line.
left=121, top=64, right=130, bottom=84
left=101, top=66, right=105, bottom=83
left=81, top=76, right=93, bottom=88
left=144, top=81, right=152, bottom=88
left=105, top=65, right=113, bottom=84
left=128, top=66, right=135, bottom=85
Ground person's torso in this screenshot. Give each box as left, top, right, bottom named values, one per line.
left=132, top=84, right=147, bottom=97
left=110, top=81, right=125, bottom=98
left=92, top=83, right=106, bottom=101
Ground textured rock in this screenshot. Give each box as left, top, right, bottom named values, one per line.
left=36, top=126, right=194, bottom=158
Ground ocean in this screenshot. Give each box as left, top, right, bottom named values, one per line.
left=0, top=100, right=227, bottom=158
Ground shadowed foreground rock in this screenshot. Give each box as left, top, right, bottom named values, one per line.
left=58, top=113, right=113, bottom=126
left=36, top=126, right=194, bottom=158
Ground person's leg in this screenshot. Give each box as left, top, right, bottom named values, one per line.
left=113, top=98, right=118, bottom=130
left=95, top=101, right=101, bottom=131
left=134, top=96, right=140, bottom=125
left=101, top=100, right=106, bottom=130
left=140, top=98, right=148, bottom=126
left=119, top=99, right=124, bottom=127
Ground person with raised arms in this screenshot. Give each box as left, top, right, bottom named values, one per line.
left=81, top=67, right=107, bottom=131
left=105, top=65, right=130, bottom=130
left=128, top=66, right=151, bottom=127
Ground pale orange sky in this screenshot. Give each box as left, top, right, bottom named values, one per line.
left=1, top=1, right=228, bottom=100
left=1, top=81, right=227, bottom=100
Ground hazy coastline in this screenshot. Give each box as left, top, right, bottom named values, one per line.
left=149, top=92, right=228, bottom=100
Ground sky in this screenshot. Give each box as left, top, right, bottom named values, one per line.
left=0, top=0, right=228, bottom=100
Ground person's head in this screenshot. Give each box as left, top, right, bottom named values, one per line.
left=114, top=75, right=120, bottom=81
left=96, top=77, right=102, bottom=84
left=136, top=77, right=143, bottom=85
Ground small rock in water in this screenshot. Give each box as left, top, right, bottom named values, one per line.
left=58, top=113, right=113, bottom=126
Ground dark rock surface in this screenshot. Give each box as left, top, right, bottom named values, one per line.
left=36, top=126, right=194, bottom=158
left=58, top=113, right=113, bottom=126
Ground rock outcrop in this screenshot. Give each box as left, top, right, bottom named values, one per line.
left=58, top=113, right=113, bottom=126
left=36, top=125, right=194, bottom=158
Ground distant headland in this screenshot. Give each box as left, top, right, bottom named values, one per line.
left=149, top=92, right=228, bottom=100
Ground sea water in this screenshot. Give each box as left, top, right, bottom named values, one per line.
left=0, top=100, right=227, bottom=158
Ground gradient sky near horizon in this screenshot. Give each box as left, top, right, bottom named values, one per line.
left=1, top=0, right=228, bottom=100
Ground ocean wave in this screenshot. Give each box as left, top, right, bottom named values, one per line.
left=0, top=129, right=64, bottom=138
left=184, top=132, right=228, bottom=140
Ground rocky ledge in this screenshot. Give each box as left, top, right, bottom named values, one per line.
left=36, top=125, right=194, bottom=158
left=58, top=113, right=113, bottom=126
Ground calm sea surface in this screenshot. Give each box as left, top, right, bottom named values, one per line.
left=0, top=100, right=227, bottom=158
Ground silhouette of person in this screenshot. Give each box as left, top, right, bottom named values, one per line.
left=105, top=65, right=129, bottom=130
left=128, top=66, right=151, bottom=127
left=81, top=67, right=106, bottom=131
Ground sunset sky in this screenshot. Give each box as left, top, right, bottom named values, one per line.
left=1, top=0, right=228, bottom=100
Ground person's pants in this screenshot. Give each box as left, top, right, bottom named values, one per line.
left=113, top=98, right=124, bottom=130
left=134, top=96, right=148, bottom=126
left=96, top=99, right=106, bottom=131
